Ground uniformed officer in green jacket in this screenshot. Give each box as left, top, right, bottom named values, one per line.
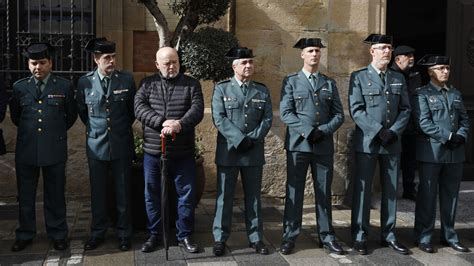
left=10, top=42, right=77, bottom=252
left=279, top=38, right=344, bottom=255
left=211, top=47, right=273, bottom=256
left=76, top=38, right=136, bottom=251
left=348, top=34, right=411, bottom=255
left=413, top=55, right=470, bottom=254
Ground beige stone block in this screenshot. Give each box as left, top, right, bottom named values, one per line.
left=327, top=32, right=371, bottom=75
left=124, top=1, right=147, bottom=31
left=237, top=0, right=327, bottom=32
left=329, top=0, right=371, bottom=32
left=122, top=31, right=134, bottom=71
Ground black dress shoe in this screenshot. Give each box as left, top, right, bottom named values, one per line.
left=118, top=237, right=131, bottom=251
left=418, top=242, right=435, bottom=253
left=142, top=235, right=160, bottom=253
left=381, top=240, right=409, bottom=255
left=441, top=240, right=470, bottom=252
left=353, top=241, right=367, bottom=255
left=11, top=239, right=33, bottom=252
left=84, top=237, right=103, bottom=250
left=279, top=241, right=295, bottom=255
left=402, top=191, right=417, bottom=201
left=179, top=237, right=199, bottom=253
left=250, top=241, right=269, bottom=255
left=213, top=241, right=226, bottom=256
left=53, top=239, right=68, bottom=251
left=323, top=240, right=344, bottom=255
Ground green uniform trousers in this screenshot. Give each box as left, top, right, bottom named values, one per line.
left=415, top=162, right=463, bottom=244
left=282, top=151, right=336, bottom=243
left=351, top=152, right=399, bottom=242
left=213, top=165, right=263, bottom=243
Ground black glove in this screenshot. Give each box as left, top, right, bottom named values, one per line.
left=308, top=128, right=324, bottom=144
left=378, top=129, right=398, bottom=146
left=446, top=134, right=465, bottom=150
left=237, top=136, right=254, bottom=152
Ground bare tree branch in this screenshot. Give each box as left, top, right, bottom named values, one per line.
left=171, top=0, right=199, bottom=49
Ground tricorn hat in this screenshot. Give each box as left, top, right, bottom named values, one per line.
left=417, top=54, right=450, bottom=66
left=393, top=45, right=415, bottom=57
left=22, top=42, right=54, bottom=59
left=363, top=34, right=393, bottom=45
left=85, top=37, right=116, bottom=54
left=225, top=47, right=254, bottom=59
left=293, top=38, right=326, bottom=49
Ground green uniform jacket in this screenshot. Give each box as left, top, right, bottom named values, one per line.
left=212, top=77, right=273, bottom=166
left=10, top=74, right=77, bottom=166
left=76, top=70, right=136, bottom=160
left=280, top=71, right=344, bottom=154
left=414, top=83, right=470, bottom=163
left=348, top=64, right=411, bottom=154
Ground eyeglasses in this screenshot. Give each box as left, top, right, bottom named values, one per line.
left=430, top=66, right=450, bottom=71
left=372, top=45, right=393, bottom=51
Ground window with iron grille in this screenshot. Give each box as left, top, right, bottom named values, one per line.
left=0, top=0, right=96, bottom=90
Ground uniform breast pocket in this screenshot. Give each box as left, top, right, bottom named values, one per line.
left=428, top=101, right=443, bottom=120
left=294, top=93, right=309, bottom=111
left=319, top=91, right=332, bottom=102
left=453, top=99, right=463, bottom=110
left=224, top=100, right=239, bottom=120
left=47, top=98, right=64, bottom=106
left=85, top=96, right=101, bottom=117
left=20, top=97, right=33, bottom=107
left=362, top=89, right=380, bottom=107
left=112, top=93, right=129, bottom=103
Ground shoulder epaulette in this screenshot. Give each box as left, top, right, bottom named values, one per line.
left=217, top=79, right=231, bottom=85
left=252, top=81, right=267, bottom=87
left=287, top=72, right=298, bottom=77
left=13, top=76, right=30, bottom=85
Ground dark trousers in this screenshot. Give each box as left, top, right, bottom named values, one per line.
left=415, top=162, right=462, bottom=244
left=15, top=162, right=68, bottom=240
left=401, top=134, right=417, bottom=193
left=213, top=165, right=264, bottom=243
left=88, top=157, right=132, bottom=238
left=143, top=152, right=196, bottom=241
left=351, top=153, right=399, bottom=242
left=282, top=152, right=335, bottom=243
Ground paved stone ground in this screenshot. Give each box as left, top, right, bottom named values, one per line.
left=2, top=183, right=474, bottom=265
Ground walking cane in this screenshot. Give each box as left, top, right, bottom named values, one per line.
left=160, top=133, right=174, bottom=260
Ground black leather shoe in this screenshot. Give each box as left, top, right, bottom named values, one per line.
left=11, top=239, right=33, bottom=252
left=250, top=241, right=269, bottom=255
left=441, top=240, right=470, bottom=252
left=402, top=191, right=417, bottom=201
left=84, top=237, right=103, bottom=250
left=381, top=240, right=409, bottom=255
left=418, top=242, right=435, bottom=253
left=353, top=241, right=367, bottom=255
left=279, top=241, right=295, bottom=255
left=142, top=235, right=160, bottom=253
left=213, top=241, right=226, bottom=256
left=53, top=239, right=68, bottom=251
left=323, top=240, right=344, bottom=255
left=118, top=237, right=131, bottom=251
left=179, top=237, right=199, bottom=253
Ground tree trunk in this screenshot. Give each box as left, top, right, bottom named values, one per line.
left=140, top=0, right=171, bottom=48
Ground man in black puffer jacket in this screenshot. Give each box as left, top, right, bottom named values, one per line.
left=134, top=47, right=204, bottom=253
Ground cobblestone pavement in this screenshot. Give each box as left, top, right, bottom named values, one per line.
left=2, top=183, right=474, bottom=265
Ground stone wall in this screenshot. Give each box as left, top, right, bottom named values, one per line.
left=0, top=0, right=388, bottom=203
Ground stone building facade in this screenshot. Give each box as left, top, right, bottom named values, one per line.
left=1, top=0, right=389, bottom=203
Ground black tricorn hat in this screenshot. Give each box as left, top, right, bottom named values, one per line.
left=22, top=42, right=54, bottom=59
left=363, top=34, right=393, bottom=45
left=417, top=54, right=450, bottom=66
left=225, top=47, right=254, bottom=59
left=85, top=37, right=116, bottom=54
left=393, top=45, right=415, bottom=57
left=293, top=38, right=326, bottom=49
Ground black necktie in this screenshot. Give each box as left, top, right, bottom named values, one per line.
left=379, top=72, right=385, bottom=86
left=310, top=74, right=317, bottom=89
left=102, top=76, right=110, bottom=94
left=36, top=80, right=43, bottom=97
left=242, top=83, right=248, bottom=96
left=441, top=88, right=448, bottom=102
